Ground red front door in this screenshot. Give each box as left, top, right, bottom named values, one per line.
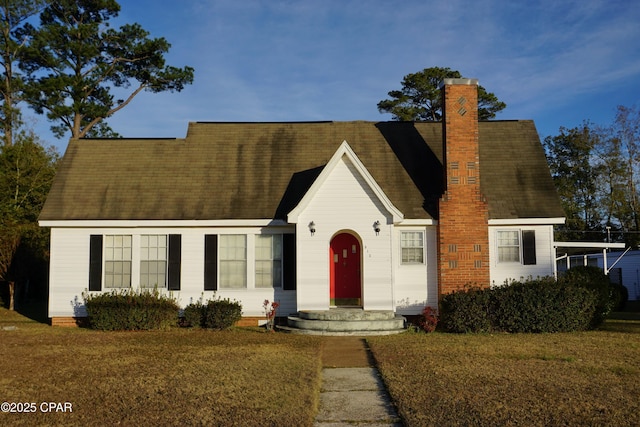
left=330, top=233, right=362, bottom=306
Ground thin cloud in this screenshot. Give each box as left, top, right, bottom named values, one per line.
left=24, top=0, right=640, bottom=151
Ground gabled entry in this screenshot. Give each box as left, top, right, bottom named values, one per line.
left=287, top=140, right=405, bottom=312
left=288, top=141, right=404, bottom=224
left=330, top=232, right=362, bottom=306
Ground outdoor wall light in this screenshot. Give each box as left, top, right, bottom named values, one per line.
left=308, top=221, right=316, bottom=236
left=373, top=220, right=381, bottom=236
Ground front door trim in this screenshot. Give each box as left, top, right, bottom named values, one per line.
left=329, top=231, right=362, bottom=307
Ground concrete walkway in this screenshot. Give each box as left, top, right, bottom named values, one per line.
left=314, top=337, right=403, bottom=426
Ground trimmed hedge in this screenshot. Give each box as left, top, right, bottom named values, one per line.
left=440, top=269, right=619, bottom=333
left=182, top=297, right=242, bottom=330
left=84, top=288, right=180, bottom=331
left=560, top=266, right=619, bottom=327
left=182, top=299, right=206, bottom=328
left=490, top=278, right=596, bottom=333
left=439, top=287, right=492, bottom=333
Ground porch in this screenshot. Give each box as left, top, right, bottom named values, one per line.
left=279, top=308, right=406, bottom=336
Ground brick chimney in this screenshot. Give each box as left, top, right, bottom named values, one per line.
left=437, top=78, right=490, bottom=296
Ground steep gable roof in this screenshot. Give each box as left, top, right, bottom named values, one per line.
left=287, top=140, right=404, bottom=223
left=39, top=121, right=564, bottom=222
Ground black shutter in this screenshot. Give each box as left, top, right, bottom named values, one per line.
left=89, top=235, right=103, bottom=291
left=522, top=230, right=537, bottom=265
left=283, top=233, right=296, bottom=290
left=204, top=235, right=218, bottom=291
left=167, top=234, right=182, bottom=290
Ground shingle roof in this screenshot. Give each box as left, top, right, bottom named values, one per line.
left=38, top=121, right=564, bottom=222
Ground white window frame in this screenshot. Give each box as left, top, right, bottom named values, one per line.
left=497, top=230, right=521, bottom=263
left=255, top=234, right=283, bottom=288
left=400, top=231, right=425, bottom=264
left=140, top=234, right=168, bottom=288
left=104, top=235, right=132, bottom=288
left=219, top=234, right=247, bottom=289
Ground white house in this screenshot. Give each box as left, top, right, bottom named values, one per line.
left=39, top=79, right=565, bottom=328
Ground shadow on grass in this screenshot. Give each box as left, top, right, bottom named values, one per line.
left=1, top=280, right=49, bottom=324
left=601, top=300, right=640, bottom=333
left=600, top=319, right=640, bottom=334
left=14, top=298, right=49, bottom=324
left=609, top=300, right=640, bottom=320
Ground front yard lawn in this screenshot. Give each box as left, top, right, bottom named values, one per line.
left=368, top=318, right=640, bottom=426
left=0, top=308, right=322, bottom=426
left=2, top=305, right=639, bottom=426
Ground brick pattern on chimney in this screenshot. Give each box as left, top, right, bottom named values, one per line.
left=437, top=80, right=490, bottom=296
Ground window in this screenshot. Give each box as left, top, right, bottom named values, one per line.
left=256, top=235, right=283, bottom=288
left=89, top=234, right=180, bottom=291
left=220, top=235, right=247, bottom=288
left=401, top=231, right=424, bottom=264
left=497, top=230, right=536, bottom=265
left=140, top=235, right=167, bottom=288
left=497, top=230, right=520, bottom=263
left=104, top=235, right=132, bottom=288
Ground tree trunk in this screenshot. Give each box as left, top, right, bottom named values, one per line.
left=8, top=280, right=15, bottom=310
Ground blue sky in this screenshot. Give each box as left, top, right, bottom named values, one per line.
left=26, top=0, right=640, bottom=153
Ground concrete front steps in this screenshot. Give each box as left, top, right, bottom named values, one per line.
left=279, top=308, right=406, bottom=336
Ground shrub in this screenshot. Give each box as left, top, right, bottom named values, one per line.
left=416, top=306, right=439, bottom=332
left=83, top=288, right=180, bottom=331
left=491, top=278, right=597, bottom=333
left=560, top=266, right=616, bottom=328
left=439, top=286, right=492, bottom=333
left=180, top=297, right=242, bottom=330
left=203, top=298, right=243, bottom=330
left=182, top=300, right=206, bottom=328
left=439, top=276, right=602, bottom=334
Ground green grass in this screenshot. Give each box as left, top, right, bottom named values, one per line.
left=368, top=319, right=640, bottom=426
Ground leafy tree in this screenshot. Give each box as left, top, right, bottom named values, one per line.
left=18, top=0, right=194, bottom=139
left=0, top=223, right=20, bottom=309
left=544, top=123, right=603, bottom=241
left=0, top=131, right=57, bottom=309
left=593, top=124, right=629, bottom=239
left=545, top=109, right=640, bottom=246
left=0, top=0, right=48, bottom=146
left=377, top=67, right=506, bottom=121
left=84, top=121, right=121, bottom=138
left=597, top=106, right=640, bottom=246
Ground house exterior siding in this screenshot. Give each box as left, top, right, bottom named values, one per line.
left=48, top=228, right=90, bottom=318
left=48, top=224, right=440, bottom=318
left=47, top=225, right=298, bottom=320
left=47, top=220, right=558, bottom=321
left=489, top=224, right=557, bottom=286
left=293, top=154, right=397, bottom=311
left=393, top=225, right=439, bottom=313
